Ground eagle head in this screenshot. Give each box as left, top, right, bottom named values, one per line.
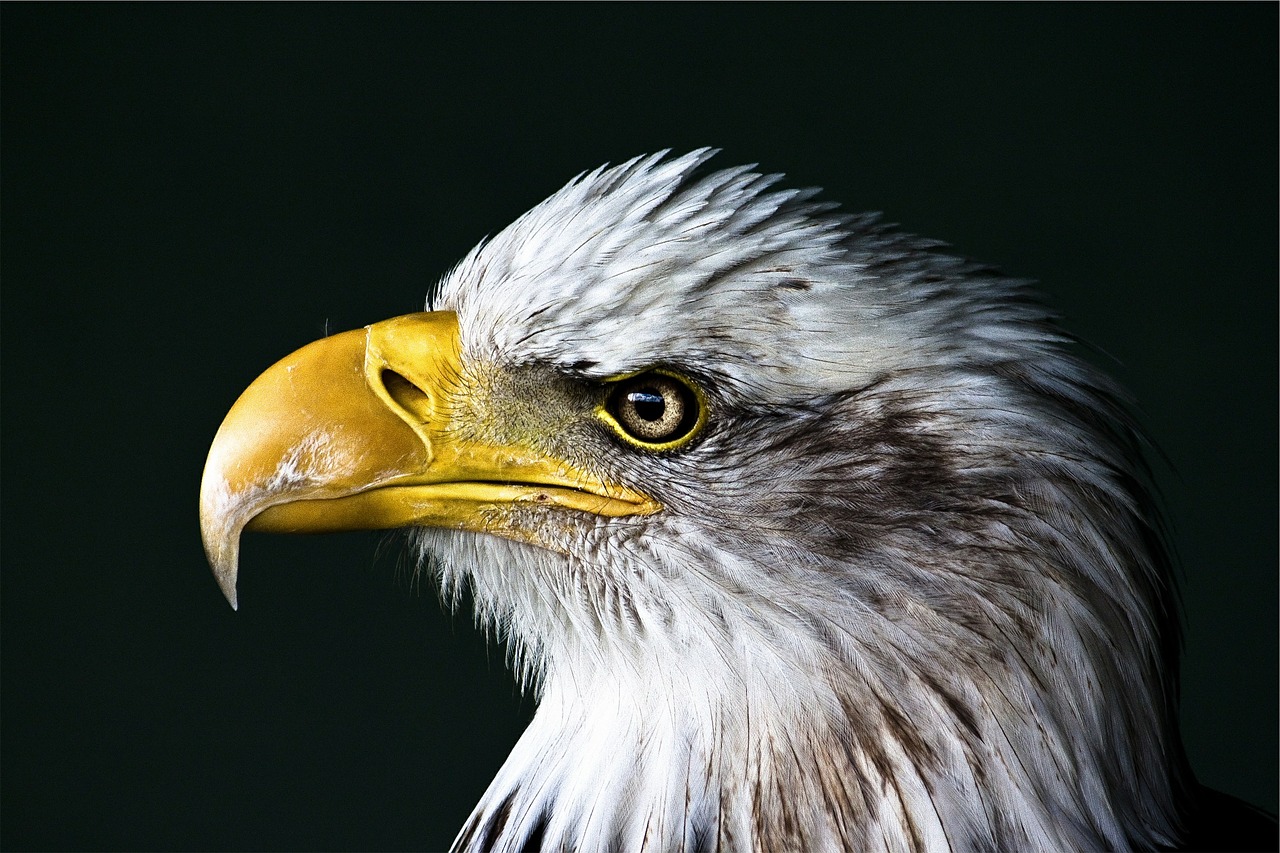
left=200, top=150, right=1191, bottom=851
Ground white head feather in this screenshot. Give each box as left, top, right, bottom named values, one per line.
left=414, top=150, right=1187, bottom=852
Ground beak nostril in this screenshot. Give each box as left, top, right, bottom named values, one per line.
left=380, top=369, right=431, bottom=416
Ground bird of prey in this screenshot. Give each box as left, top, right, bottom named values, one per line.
left=199, top=150, right=1275, bottom=852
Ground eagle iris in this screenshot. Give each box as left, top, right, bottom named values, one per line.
left=604, top=372, right=701, bottom=447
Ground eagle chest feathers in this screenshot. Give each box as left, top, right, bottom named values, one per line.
left=201, top=150, right=1205, bottom=851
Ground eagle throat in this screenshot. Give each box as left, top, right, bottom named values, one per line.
left=417, top=377, right=1184, bottom=852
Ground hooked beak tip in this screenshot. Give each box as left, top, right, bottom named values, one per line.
left=202, top=526, right=241, bottom=611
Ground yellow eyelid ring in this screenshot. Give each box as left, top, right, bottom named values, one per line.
left=595, top=368, right=709, bottom=452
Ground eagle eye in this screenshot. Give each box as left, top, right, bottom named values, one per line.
left=601, top=371, right=704, bottom=449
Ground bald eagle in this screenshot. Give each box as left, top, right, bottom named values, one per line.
left=200, top=151, right=1274, bottom=852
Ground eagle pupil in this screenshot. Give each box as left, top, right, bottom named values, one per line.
left=629, top=390, right=665, bottom=421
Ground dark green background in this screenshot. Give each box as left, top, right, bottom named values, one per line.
left=3, top=5, right=1275, bottom=850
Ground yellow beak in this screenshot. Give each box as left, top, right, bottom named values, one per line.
left=199, top=311, right=658, bottom=609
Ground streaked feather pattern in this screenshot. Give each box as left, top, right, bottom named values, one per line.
left=413, top=151, right=1189, bottom=851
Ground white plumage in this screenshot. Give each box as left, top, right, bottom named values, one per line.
left=408, top=150, right=1187, bottom=851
